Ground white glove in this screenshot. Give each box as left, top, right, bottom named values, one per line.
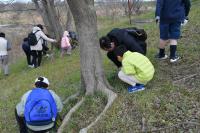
left=155, top=16, right=160, bottom=24
left=181, top=19, right=188, bottom=26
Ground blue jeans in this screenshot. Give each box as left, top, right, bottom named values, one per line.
left=160, top=22, right=181, bottom=40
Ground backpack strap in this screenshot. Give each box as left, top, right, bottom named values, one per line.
left=34, top=30, right=40, bottom=34
left=33, top=30, right=42, bottom=44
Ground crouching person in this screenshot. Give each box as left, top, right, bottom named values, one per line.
left=114, top=46, right=155, bottom=93
left=15, top=76, right=63, bottom=133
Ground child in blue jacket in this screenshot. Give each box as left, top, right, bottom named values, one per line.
left=155, top=0, right=191, bottom=63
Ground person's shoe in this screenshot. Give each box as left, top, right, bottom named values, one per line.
left=155, top=54, right=168, bottom=60
left=45, top=54, right=50, bottom=57
left=128, top=84, right=145, bottom=93
left=170, top=56, right=180, bottom=63
left=28, top=65, right=34, bottom=68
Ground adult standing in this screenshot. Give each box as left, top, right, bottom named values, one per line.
left=155, top=0, right=191, bottom=63
left=0, top=32, right=11, bottom=76
left=30, top=24, right=57, bottom=68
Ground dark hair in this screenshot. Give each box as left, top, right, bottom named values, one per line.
left=37, top=24, right=44, bottom=30
left=114, top=45, right=128, bottom=57
left=0, top=32, right=5, bottom=38
left=35, top=77, right=48, bottom=88
left=23, top=38, right=28, bottom=42
left=99, top=36, right=112, bottom=49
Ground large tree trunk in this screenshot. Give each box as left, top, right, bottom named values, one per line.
left=32, top=0, right=63, bottom=47
left=67, top=0, right=109, bottom=94
left=58, top=1, right=117, bottom=132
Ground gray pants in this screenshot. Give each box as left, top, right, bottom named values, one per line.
left=61, top=46, right=72, bottom=57
left=0, top=55, right=9, bottom=75
left=118, top=70, right=140, bottom=86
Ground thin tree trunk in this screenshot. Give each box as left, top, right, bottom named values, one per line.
left=32, top=0, right=53, bottom=35
left=64, top=0, right=74, bottom=31
left=32, top=0, right=63, bottom=47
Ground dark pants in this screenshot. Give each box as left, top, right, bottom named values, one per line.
left=107, top=51, right=122, bottom=68
left=22, top=45, right=32, bottom=65
left=15, top=109, right=28, bottom=133
left=31, top=50, right=42, bottom=68
left=42, top=44, right=49, bottom=56
left=15, top=109, right=59, bottom=133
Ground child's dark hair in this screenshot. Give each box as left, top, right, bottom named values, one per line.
left=114, top=45, right=128, bottom=57
left=37, top=24, right=44, bottom=30
left=35, top=77, right=48, bottom=88
left=23, top=38, right=28, bottom=42
left=0, top=32, right=5, bottom=38
left=99, top=36, right=112, bottom=49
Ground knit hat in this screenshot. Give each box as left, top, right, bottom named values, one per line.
left=63, top=31, right=69, bottom=37
left=35, top=76, right=49, bottom=86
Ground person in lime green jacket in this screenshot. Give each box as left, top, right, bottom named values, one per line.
left=114, top=46, right=155, bottom=93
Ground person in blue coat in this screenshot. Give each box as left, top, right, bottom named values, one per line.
left=22, top=38, right=33, bottom=67
left=155, top=0, right=191, bottom=63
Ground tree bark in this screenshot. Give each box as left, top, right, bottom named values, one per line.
left=67, top=0, right=107, bottom=94
left=32, top=0, right=53, bottom=35
left=64, top=0, right=74, bottom=31
left=32, top=0, right=63, bottom=47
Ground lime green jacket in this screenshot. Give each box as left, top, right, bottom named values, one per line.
left=122, top=51, right=155, bottom=84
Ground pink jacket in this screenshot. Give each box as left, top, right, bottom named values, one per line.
left=61, top=31, right=71, bottom=48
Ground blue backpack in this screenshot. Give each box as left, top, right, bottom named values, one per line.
left=24, top=88, right=57, bottom=126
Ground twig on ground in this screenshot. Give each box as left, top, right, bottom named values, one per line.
left=173, top=74, right=197, bottom=84
left=141, top=117, right=147, bottom=132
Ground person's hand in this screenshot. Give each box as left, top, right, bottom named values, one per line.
left=53, top=39, right=57, bottom=43
left=155, top=16, right=160, bottom=24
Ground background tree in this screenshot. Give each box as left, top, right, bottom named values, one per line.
left=32, top=0, right=63, bottom=46
left=64, top=0, right=74, bottom=31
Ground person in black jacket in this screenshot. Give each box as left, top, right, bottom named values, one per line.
left=99, top=28, right=146, bottom=68
left=22, top=38, right=33, bottom=68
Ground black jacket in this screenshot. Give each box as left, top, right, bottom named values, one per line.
left=22, top=41, right=30, bottom=53
left=107, top=28, right=145, bottom=55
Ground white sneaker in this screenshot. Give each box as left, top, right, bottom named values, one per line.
left=155, top=54, right=168, bottom=60
left=170, top=56, right=180, bottom=63
left=28, top=65, right=34, bottom=68
left=45, top=54, right=50, bottom=57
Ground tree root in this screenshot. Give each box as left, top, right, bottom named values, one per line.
left=79, top=83, right=117, bottom=133
left=58, top=81, right=117, bottom=133
left=62, top=91, right=80, bottom=105
left=57, top=98, right=85, bottom=133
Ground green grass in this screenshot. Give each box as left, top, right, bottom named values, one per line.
left=1, top=2, right=200, bottom=133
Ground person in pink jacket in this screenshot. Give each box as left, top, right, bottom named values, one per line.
left=60, top=31, right=72, bottom=57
